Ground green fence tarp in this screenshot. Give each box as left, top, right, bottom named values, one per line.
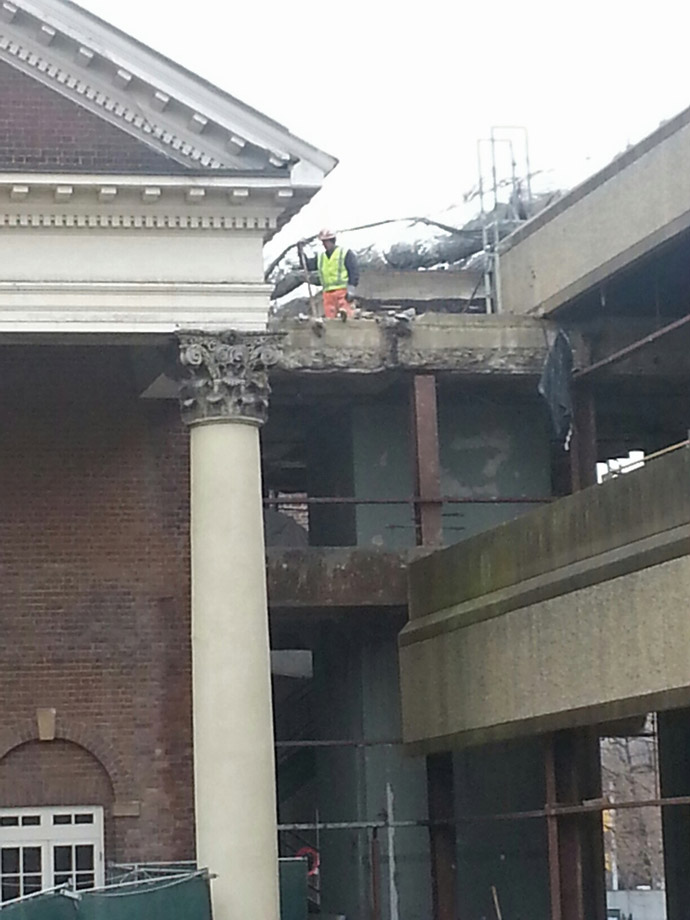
left=0, top=875, right=212, bottom=920
left=279, top=859, right=307, bottom=920
left=0, top=862, right=306, bottom=920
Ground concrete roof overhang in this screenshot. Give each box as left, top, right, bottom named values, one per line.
left=497, top=103, right=690, bottom=317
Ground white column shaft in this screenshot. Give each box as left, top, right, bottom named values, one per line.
left=190, top=419, right=279, bottom=920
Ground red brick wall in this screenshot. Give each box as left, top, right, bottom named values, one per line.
left=0, top=59, right=189, bottom=174
left=0, top=346, right=194, bottom=865
left=0, top=741, right=114, bottom=809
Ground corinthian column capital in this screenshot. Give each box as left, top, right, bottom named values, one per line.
left=176, top=330, right=281, bottom=426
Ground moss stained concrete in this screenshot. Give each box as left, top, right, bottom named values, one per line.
left=400, top=449, right=690, bottom=751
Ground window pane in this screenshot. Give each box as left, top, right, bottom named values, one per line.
left=53, top=846, right=72, bottom=873
left=75, top=874, right=94, bottom=891
left=23, top=876, right=42, bottom=895
left=1, top=849, right=19, bottom=874
left=23, top=848, right=41, bottom=874
left=0, top=817, right=19, bottom=827
left=54, top=874, right=71, bottom=887
left=21, top=816, right=40, bottom=827
left=53, top=815, right=72, bottom=826
left=75, top=847, right=93, bottom=872
left=2, top=879, right=19, bottom=902
left=74, top=815, right=93, bottom=825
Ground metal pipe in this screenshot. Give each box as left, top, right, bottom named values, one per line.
left=458, top=793, right=690, bottom=823
left=279, top=820, right=430, bottom=831
left=573, top=312, right=690, bottom=379
left=279, top=791, right=690, bottom=834
left=263, top=496, right=552, bottom=506
left=477, top=138, right=495, bottom=314
left=602, top=438, right=689, bottom=479
left=493, top=220, right=503, bottom=313
left=275, top=739, right=401, bottom=749
left=370, top=829, right=381, bottom=920
left=490, top=125, right=533, bottom=206
left=544, top=737, right=563, bottom=920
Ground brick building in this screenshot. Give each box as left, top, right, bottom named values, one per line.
left=0, top=3, right=335, bottom=918
left=5, top=4, right=690, bottom=920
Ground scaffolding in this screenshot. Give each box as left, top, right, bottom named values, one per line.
left=473, top=126, right=533, bottom=315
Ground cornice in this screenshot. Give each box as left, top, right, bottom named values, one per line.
left=0, top=173, right=308, bottom=230
left=0, top=281, right=272, bottom=293
left=0, top=212, right=277, bottom=230
left=0, top=0, right=336, bottom=183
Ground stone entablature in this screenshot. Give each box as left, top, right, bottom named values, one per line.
left=0, top=176, right=284, bottom=333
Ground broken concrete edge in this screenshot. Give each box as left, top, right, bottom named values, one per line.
left=266, top=546, right=432, bottom=609
left=269, top=313, right=589, bottom=375
left=407, top=448, right=690, bottom=621
left=402, top=686, right=690, bottom=754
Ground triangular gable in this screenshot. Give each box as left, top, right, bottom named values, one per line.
left=0, top=0, right=336, bottom=183
left=0, top=59, right=190, bottom=173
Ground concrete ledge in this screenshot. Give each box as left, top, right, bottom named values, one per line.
left=497, top=104, right=690, bottom=314
left=401, top=555, right=690, bottom=751
left=408, top=448, right=690, bottom=620
left=400, top=449, right=690, bottom=751
left=401, top=521, right=690, bottom=647
left=267, top=547, right=416, bottom=609
left=271, top=314, right=573, bottom=376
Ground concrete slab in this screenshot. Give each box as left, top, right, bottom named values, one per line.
left=499, top=104, right=690, bottom=315
left=399, top=449, right=690, bottom=751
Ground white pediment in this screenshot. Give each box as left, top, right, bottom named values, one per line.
left=0, top=0, right=336, bottom=187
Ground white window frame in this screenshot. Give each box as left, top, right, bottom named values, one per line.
left=0, top=806, right=104, bottom=902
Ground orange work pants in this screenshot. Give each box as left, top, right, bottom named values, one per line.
left=322, top=288, right=354, bottom=319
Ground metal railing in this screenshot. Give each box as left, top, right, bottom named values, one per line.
left=264, top=493, right=553, bottom=547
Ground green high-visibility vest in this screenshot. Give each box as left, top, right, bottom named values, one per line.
left=317, top=247, right=349, bottom=291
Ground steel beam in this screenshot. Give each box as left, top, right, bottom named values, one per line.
left=410, top=374, right=443, bottom=546
left=546, top=729, right=607, bottom=920
left=426, top=753, right=457, bottom=920
left=570, top=384, right=598, bottom=491
left=410, top=374, right=456, bottom=918
left=573, top=313, right=690, bottom=380
left=658, top=709, right=690, bottom=920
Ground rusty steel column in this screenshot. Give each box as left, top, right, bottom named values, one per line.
left=547, top=729, right=607, bottom=920
left=410, top=374, right=444, bottom=546
left=570, top=384, right=598, bottom=492
left=544, top=736, right=563, bottom=920
left=409, top=374, right=456, bottom=918
left=657, top=709, right=690, bottom=920
left=427, top=753, right=457, bottom=920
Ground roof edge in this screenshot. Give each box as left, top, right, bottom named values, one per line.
left=499, top=103, right=690, bottom=254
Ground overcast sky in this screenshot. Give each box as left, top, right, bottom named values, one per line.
left=79, top=0, right=690, bottom=246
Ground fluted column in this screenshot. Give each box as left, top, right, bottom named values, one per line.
left=177, top=331, right=280, bottom=920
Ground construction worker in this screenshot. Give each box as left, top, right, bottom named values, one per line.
left=298, top=229, right=360, bottom=319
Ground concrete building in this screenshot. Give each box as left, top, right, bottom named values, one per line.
left=3, top=4, right=690, bottom=920
left=400, top=108, right=690, bottom=920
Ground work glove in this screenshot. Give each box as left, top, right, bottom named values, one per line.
left=345, top=285, right=357, bottom=302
